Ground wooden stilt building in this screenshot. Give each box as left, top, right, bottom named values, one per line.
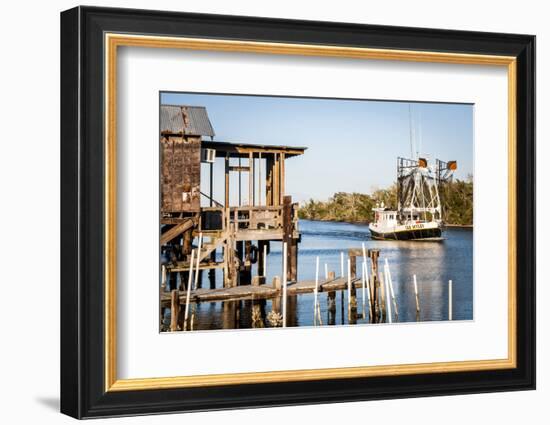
left=160, top=105, right=306, bottom=289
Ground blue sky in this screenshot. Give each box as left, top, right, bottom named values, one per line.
left=161, top=92, right=473, bottom=204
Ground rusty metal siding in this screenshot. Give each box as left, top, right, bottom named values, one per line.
left=160, top=105, right=215, bottom=137
left=161, top=135, right=201, bottom=213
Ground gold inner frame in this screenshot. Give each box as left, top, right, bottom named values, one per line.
left=104, top=33, right=517, bottom=392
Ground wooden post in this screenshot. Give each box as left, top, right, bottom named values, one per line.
left=272, top=275, right=281, bottom=291
left=273, top=153, right=280, bottom=206
left=282, top=242, right=288, bottom=327
left=183, top=229, right=192, bottom=256
left=248, top=152, right=254, bottom=206
left=264, top=243, right=268, bottom=277
left=161, top=265, right=167, bottom=290
left=384, top=258, right=398, bottom=318
left=280, top=153, right=285, bottom=202
left=449, top=280, right=453, bottom=320
left=252, top=276, right=265, bottom=287
left=265, top=155, right=273, bottom=206
left=282, top=196, right=294, bottom=281
left=238, top=157, right=242, bottom=206
left=224, top=155, right=229, bottom=207
left=183, top=249, right=195, bottom=331
left=379, top=268, right=387, bottom=320
left=361, top=261, right=366, bottom=318
left=314, top=256, right=320, bottom=325
left=327, top=291, right=336, bottom=325
left=324, top=263, right=328, bottom=280
left=194, top=233, right=202, bottom=290
left=384, top=270, right=392, bottom=323
left=258, top=241, right=266, bottom=277
left=363, top=261, right=373, bottom=320
left=348, top=258, right=351, bottom=314
left=340, top=252, right=344, bottom=278
left=350, top=254, right=357, bottom=279
left=209, top=162, right=213, bottom=207
left=413, top=274, right=420, bottom=315
left=258, top=152, right=262, bottom=205
left=369, top=249, right=380, bottom=322
left=170, top=289, right=180, bottom=332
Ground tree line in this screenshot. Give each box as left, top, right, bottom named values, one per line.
left=297, top=178, right=473, bottom=226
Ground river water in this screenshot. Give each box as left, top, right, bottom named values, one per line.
left=168, top=219, right=473, bottom=331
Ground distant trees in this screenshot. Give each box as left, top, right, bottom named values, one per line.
left=297, top=178, right=473, bottom=226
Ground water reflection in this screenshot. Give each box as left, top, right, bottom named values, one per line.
left=161, top=220, right=473, bottom=331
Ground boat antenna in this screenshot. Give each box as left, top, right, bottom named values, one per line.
left=417, top=110, right=422, bottom=159
left=408, top=104, right=416, bottom=159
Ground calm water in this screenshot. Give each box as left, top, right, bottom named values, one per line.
left=165, top=220, right=473, bottom=331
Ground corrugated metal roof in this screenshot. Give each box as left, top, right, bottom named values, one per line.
left=160, top=105, right=215, bottom=137
left=202, top=140, right=307, bottom=158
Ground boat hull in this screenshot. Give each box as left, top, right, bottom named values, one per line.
left=369, top=224, right=443, bottom=241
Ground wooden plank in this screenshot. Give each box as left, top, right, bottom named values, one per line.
left=228, top=165, right=250, bottom=172
left=160, top=218, right=194, bottom=245
left=160, top=278, right=365, bottom=306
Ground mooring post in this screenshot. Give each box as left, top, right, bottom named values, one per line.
left=384, top=258, right=399, bottom=318
left=282, top=242, right=288, bottom=327
left=350, top=255, right=357, bottom=279
left=194, top=233, right=202, bottom=290
left=379, top=269, right=387, bottom=321
left=348, top=258, right=351, bottom=320
left=170, top=289, right=179, bottom=332
left=363, top=262, right=373, bottom=320
left=369, top=249, right=380, bottom=322
left=314, top=256, right=320, bottom=325
left=413, top=274, right=420, bottom=317
left=383, top=270, right=393, bottom=324
left=361, top=261, right=366, bottom=319
left=258, top=241, right=267, bottom=277
left=449, top=280, right=453, bottom=320
left=183, top=249, right=195, bottom=331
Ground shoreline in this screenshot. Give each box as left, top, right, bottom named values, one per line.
left=299, top=217, right=473, bottom=228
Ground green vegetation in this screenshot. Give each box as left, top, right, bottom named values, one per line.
left=298, top=178, right=473, bottom=226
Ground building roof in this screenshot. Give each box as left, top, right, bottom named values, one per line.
left=202, top=140, right=307, bottom=158
left=160, top=105, right=215, bottom=137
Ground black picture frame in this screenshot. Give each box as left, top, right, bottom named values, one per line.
left=60, top=6, right=535, bottom=419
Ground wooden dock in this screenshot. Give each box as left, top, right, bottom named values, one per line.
left=160, top=276, right=362, bottom=307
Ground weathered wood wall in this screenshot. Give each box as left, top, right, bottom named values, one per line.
left=161, top=135, right=201, bottom=213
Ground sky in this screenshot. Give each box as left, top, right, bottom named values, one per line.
left=161, top=92, right=473, bottom=204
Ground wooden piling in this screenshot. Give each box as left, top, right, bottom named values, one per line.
left=252, top=276, right=265, bottom=287
left=449, top=280, right=453, bottom=320
left=384, top=258, right=399, bottom=318
left=350, top=255, right=357, bottom=279
left=170, top=289, right=180, bottom=331
left=383, top=270, right=392, bottom=324
left=363, top=261, right=373, bottom=320
left=413, top=274, right=420, bottom=315
left=340, top=252, right=344, bottom=277
left=183, top=249, right=195, bottom=331
left=379, top=269, right=387, bottom=321
left=314, top=256, right=320, bottom=325
left=282, top=242, right=288, bottom=327
left=348, top=258, right=351, bottom=320
left=369, top=249, right=380, bottom=322
left=194, top=233, right=202, bottom=290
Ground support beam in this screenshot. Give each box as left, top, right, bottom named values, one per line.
left=265, top=155, right=274, bottom=206
left=224, top=155, right=229, bottom=207
left=160, top=218, right=194, bottom=246
left=280, top=152, right=285, bottom=202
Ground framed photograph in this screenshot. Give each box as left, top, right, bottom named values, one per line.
left=60, top=6, right=535, bottom=419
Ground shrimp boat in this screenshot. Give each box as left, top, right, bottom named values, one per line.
left=369, top=157, right=457, bottom=241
